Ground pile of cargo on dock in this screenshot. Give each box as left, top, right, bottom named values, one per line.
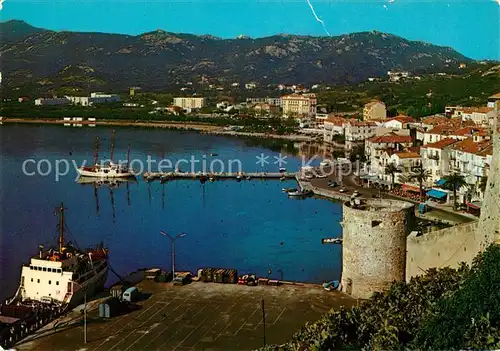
left=199, top=268, right=238, bottom=284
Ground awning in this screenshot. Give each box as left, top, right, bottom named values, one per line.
left=402, top=184, right=420, bottom=193
left=435, top=178, right=447, bottom=186
left=466, top=202, right=482, bottom=210
left=427, top=189, right=448, bottom=199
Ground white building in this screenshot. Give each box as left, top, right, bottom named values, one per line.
left=65, top=96, right=91, bottom=106
left=420, top=138, right=459, bottom=184
left=245, top=83, right=257, bottom=90
left=379, top=151, right=422, bottom=185
left=35, top=98, right=70, bottom=106
left=382, top=116, right=414, bottom=130
left=173, top=97, right=205, bottom=112
left=451, top=107, right=495, bottom=127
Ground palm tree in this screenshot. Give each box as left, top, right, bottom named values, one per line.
left=443, top=173, right=468, bottom=210
left=385, top=163, right=399, bottom=189
left=408, top=165, right=432, bottom=198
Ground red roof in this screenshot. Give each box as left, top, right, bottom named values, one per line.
left=421, top=138, right=459, bottom=150
left=388, top=115, right=414, bottom=123
left=367, top=134, right=413, bottom=144
left=450, top=138, right=492, bottom=154
left=451, top=126, right=489, bottom=137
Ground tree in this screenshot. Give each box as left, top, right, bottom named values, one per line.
left=408, top=164, right=432, bottom=198
left=349, top=145, right=366, bottom=163
left=443, top=173, right=468, bottom=210
left=385, top=163, right=399, bottom=188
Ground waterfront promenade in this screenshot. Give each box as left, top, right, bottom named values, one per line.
left=143, top=171, right=297, bottom=181
left=15, top=281, right=356, bottom=351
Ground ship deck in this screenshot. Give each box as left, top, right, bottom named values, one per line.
left=14, top=280, right=356, bottom=351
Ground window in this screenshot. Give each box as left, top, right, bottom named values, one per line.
left=37, top=279, right=40, bottom=283
left=58, top=269, right=62, bottom=273
left=31, top=278, right=33, bottom=282
left=49, top=280, right=51, bottom=285
left=43, top=267, right=47, bottom=272
left=56, top=281, right=59, bottom=285
left=30, top=266, right=33, bottom=270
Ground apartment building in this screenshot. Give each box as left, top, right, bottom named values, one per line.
left=379, top=151, right=422, bottom=185
left=281, top=93, right=317, bottom=118
left=365, top=134, right=413, bottom=175
left=363, top=100, right=387, bottom=121
left=420, top=138, right=459, bottom=183
left=173, top=97, right=205, bottom=112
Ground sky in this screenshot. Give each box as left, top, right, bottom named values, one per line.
left=1, top=0, right=499, bottom=60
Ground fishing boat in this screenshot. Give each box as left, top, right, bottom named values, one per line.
left=0, top=203, right=108, bottom=349
left=77, top=130, right=134, bottom=178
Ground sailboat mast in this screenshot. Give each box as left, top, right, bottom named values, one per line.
left=59, top=202, right=64, bottom=253
left=110, top=130, right=116, bottom=162
left=93, top=137, right=100, bottom=166
left=127, top=145, right=131, bottom=165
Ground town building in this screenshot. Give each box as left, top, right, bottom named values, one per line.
left=379, top=151, right=422, bottom=185
left=487, top=93, right=500, bottom=108
left=173, top=97, right=205, bottom=112
left=382, top=115, right=414, bottom=130
left=451, top=107, right=495, bottom=127
left=365, top=134, right=414, bottom=175
left=34, top=97, right=70, bottom=106
left=281, top=93, right=317, bottom=119
left=89, top=92, right=121, bottom=104
left=420, top=138, right=459, bottom=184
left=387, top=71, right=410, bottom=82
left=363, top=100, right=387, bottom=121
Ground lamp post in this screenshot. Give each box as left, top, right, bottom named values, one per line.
left=73, top=281, right=87, bottom=344
left=160, top=231, right=187, bottom=279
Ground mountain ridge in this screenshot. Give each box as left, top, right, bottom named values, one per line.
left=0, top=20, right=473, bottom=92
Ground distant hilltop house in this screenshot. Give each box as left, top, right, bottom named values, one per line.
left=363, top=100, right=387, bottom=121
left=35, top=97, right=70, bottom=106
left=245, top=83, right=257, bottom=90
left=63, top=92, right=121, bottom=106
left=173, top=97, right=205, bottom=113
left=281, top=93, right=317, bottom=120
left=387, top=70, right=410, bottom=82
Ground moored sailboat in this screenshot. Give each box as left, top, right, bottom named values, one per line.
left=77, top=130, right=135, bottom=178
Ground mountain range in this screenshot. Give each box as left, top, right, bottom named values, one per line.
left=0, top=20, right=472, bottom=92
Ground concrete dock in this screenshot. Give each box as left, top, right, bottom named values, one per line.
left=15, top=281, right=356, bottom=351
left=143, top=171, right=297, bottom=181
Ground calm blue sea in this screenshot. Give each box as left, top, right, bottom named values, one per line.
left=0, top=124, right=342, bottom=300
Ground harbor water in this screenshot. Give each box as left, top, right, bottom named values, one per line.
left=0, top=124, right=343, bottom=300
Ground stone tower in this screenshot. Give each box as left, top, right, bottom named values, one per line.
left=341, top=198, right=415, bottom=299
left=475, top=102, right=500, bottom=251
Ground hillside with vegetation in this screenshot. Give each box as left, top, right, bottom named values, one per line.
left=1, top=20, right=473, bottom=93
left=262, top=244, right=500, bottom=350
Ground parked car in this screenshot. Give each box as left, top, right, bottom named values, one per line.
left=122, top=287, right=140, bottom=302
left=173, top=273, right=192, bottom=286
left=339, top=187, right=347, bottom=193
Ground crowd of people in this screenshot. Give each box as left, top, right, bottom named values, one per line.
left=388, top=188, right=425, bottom=202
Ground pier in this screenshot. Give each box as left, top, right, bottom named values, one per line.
left=142, top=171, right=297, bottom=181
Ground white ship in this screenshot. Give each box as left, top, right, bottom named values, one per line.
left=77, top=130, right=135, bottom=178
left=1, top=203, right=109, bottom=348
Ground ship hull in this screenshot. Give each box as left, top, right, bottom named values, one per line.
left=68, top=262, right=109, bottom=308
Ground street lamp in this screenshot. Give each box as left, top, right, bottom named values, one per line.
left=160, top=231, right=187, bottom=280
left=73, top=281, right=87, bottom=344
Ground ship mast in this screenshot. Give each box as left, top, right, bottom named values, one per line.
left=110, top=130, right=116, bottom=162
left=58, top=202, right=65, bottom=253
left=93, top=137, right=100, bottom=166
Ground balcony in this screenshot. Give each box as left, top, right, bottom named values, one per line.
left=428, top=154, right=440, bottom=161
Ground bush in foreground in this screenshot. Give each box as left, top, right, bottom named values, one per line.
left=262, top=244, right=500, bottom=350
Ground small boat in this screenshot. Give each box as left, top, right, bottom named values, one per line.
left=282, top=187, right=297, bottom=193
left=246, top=176, right=251, bottom=180
left=280, top=177, right=286, bottom=182
left=236, top=175, right=242, bottom=182
left=209, top=176, right=215, bottom=182
left=321, top=237, right=343, bottom=244
left=279, top=168, right=286, bottom=173
left=210, top=153, right=218, bottom=156
left=288, top=190, right=312, bottom=197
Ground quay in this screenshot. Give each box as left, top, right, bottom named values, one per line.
left=143, top=171, right=297, bottom=181
left=14, top=280, right=356, bottom=351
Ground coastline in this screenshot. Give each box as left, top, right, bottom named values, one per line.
left=1, top=117, right=317, bottom=142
